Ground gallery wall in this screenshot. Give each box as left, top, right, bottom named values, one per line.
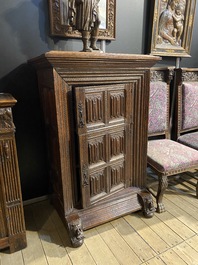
left=0, top=0, right=198, bottom=200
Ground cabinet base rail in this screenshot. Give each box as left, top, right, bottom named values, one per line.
left=54, top=187, right=155, bottom=247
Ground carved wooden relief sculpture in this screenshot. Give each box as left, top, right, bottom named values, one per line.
left=150, top=0, right=196, bottom=57
left=48, top=0, right=116, bottom=40
left=73, top=0, right=101, bottom=52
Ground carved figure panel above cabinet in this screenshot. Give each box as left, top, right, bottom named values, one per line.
left=30, top=51, right=160, bottom=247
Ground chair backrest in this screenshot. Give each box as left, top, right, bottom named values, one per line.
left=175, top=68, right=198, bottom=139
left=148, top=68, right=173, bottom=139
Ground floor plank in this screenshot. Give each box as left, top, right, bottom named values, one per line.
left=66, top=243, right=96, bottom=265
left=185, top=235, right=198, bottom=252
left=139, top=213, right=183, bottom=247
left=111, top=217, right=156, bottom=262
left=124, top=214, right=169, bottom=254
left=96, top=222, right=141, bottom=265
left=1, top=174, right=198, bottom=265
left=159, top=249, right=188, bottom=265
left=31, top=202, right=72, bottom=265
left=172, top=241, right=198, bottom=265
left=0, top=250, right=24, bottom=265
left=163, top=197, right=198, bottom=234
left=156, top=210, right=195, bottom=240
left=141, top=256, right=166, bottom=265
left=22, top=206, right=48, bottom=265
left=84, top=228, right=120, bottom=265
left=164, top=191, right=198, bottom=220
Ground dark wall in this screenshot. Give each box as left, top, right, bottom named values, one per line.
left=0, top=0, right=198, bottom=200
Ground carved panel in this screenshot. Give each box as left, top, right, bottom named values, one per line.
left=182, top=71, right=198, bottom=82
left=150, top=68, right=174, bottom=85
left=0, top=140, right=20, bottom=202
left=90, top=170, right=106, bottom=198
left=110, top=131, right=124, bottom=159
left=109, top=91, right=125, bottom=120
left=85, top=93, right=103, bottom=124
left=0, top=108, right=15, bottom=131
left=150, top=70, right=165, bottom=82
left=78, top=101, right=85, bottom=128
left=110, top=162, right=125, bottom=190
left=82, top=164, right=89, bottom=187
left=0, top=139, right=26, bottom=237
left=88, top=136, right=105, bottom=165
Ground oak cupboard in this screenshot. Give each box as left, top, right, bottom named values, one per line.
left=30, top=52, right=160, bottom=247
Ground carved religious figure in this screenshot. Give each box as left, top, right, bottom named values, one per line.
left=172, top=4, right=184, bottom=44
left=150, top=0, right=196, bottom=57
left=69, top=0, right=101, bottom=52
left=157, top=0, right=186, bottom=46
left=0, top=108, right=14, bottom=129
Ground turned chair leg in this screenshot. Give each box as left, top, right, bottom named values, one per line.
left=156, top=175, right=168, bottom=213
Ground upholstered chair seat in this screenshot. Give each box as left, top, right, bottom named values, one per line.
left=148, top=139, right=198, bottom=175
left=178, top=131, right=198, bottom=150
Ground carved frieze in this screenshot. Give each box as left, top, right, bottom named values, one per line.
left=0, top=108, right=15, bottom=131
left=182, top=71, right=198, bottom=82
left=150, top=70, right=165, bottom=82
left=151, top=68, right=174, bottom=83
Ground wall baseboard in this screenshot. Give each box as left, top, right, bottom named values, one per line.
left=23, top=195, right=49, bottom=206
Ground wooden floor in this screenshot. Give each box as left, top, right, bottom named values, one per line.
left=1, top=172, right=198, bottom=265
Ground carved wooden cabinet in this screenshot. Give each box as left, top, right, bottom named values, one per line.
left=30, top=52, right=160, bottom=247
left=0, top=94, right=27, bottom=252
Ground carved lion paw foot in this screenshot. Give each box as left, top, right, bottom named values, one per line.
left=156, top=203, right=166, bottom=213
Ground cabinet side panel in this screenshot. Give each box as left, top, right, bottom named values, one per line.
left=130, top=71, right=150, bottom=187
left=37, top=69, right=75, bottom=214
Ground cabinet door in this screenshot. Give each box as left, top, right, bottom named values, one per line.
left=75, top=84, right=132, bottom=208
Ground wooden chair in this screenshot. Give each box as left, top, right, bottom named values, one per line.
left=174, top=67, right=198, bottom=193
left=174, top=68, right=198, bottom=150
left=147, top=67, right=198, bottom=213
